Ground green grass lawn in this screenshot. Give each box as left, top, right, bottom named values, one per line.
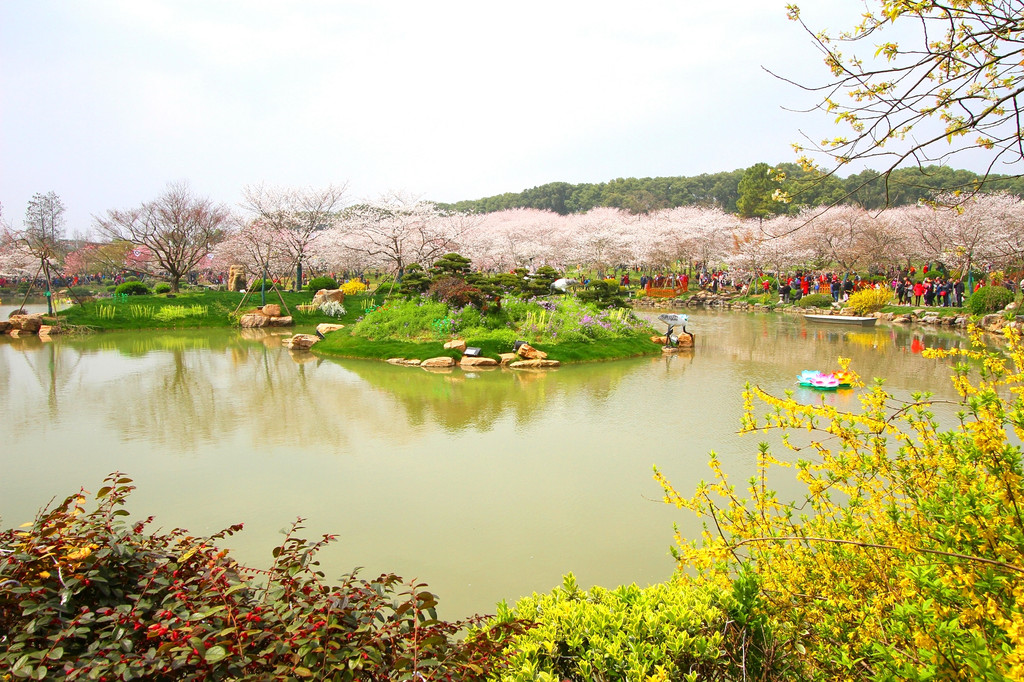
left=314, top=329, right=661, bottom=363
left=55, top=290, right=384, bottom=330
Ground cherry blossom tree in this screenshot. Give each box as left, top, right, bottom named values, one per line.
left=886, top=203, right=942, bottom=266
left=854, top=209, right=913, bottom=273
left=240, top=183, right=348, bottom=289
left=928, top=192, right=1018, bottom=277
left=62, top=241, right=137, bottom=279
left=211, top=218, right=292, bottom=281
left=335, top=193, right=476, bottom=277
left=669, top=206, right=742, bottom=273
left=95, top=182, right=231, bottom=292
left=0, top=225, right=35, bottom=276
left=981, top=193, right=1024, bottom=271
left=798, top=205, right=878, bottom=272
left=728, top=215, right=809, bottom=285
left=560, top=208, right=635, bottom=276
left=462, top=208, right=562, bottom=272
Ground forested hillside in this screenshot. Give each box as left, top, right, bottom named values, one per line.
left=438, top=164, right=1024, bottom=216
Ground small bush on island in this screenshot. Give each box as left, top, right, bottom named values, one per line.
left=0, top=474, right=525, bottom=681
left=306, top=276, right=339, bottom=292
left=797, top=293, right=833, bottom=308
left=967, top=284, right=1013, bottom=315
left=114, top=281, right=151, bottom=296
left=153, top=282, right=172, bottom=294
left=428, top=276, right=485, bottom=308
left=577, top=280, right=629, bottom=309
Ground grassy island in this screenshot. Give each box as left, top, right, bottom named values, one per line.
left=48, top=255, right=664, bottom=365
left=52, top=289, right=341, bottom=331
left=313, top=294, right=661, bottom=364
left=52, top=290, right=662, bottom=364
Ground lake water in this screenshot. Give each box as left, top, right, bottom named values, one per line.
left=0, top=307, right=971, bottom=618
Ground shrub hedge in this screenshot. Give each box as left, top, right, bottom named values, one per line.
left=0, top=475, right=525, bottom=680
left=967, top=285, right=1013, bottom=315
left=114, top=281, right=151, bottom=296
left=797, top=293, right=833, bottom=308
left=307, top=276, right=339, bottom=292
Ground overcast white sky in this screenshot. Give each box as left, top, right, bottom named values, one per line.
left=3, top=1, right=907, bottom=234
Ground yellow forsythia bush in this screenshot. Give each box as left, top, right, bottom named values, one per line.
left=845, top=286, right=893, bottom=315
left=341, top=279, right=368, bottom=295
left=656, top=329, right=1024, bottom=678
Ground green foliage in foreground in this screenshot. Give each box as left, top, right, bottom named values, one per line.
left=0, top=475, right=524, bottom=681
left=483, top=570, right=798, bottom=681
left=656, top=328, right=1024, bottom=679
left=967, top=285, right=1014, bottom=315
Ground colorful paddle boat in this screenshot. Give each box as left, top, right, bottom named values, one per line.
left=797, top=370, right=852, bottom=390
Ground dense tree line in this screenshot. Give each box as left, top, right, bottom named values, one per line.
left=439, top=164, right=1024, bottom=216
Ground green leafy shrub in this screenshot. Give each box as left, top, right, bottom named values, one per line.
left=0, top=474, right=524, bottom=681
left=967, top=285, right=1013, bottom=315
left=105, top=284, right=118, bottom=293
left=798, top=293, right=834, bottom=308
left=306, top=276, right=339, bottom=292
left=153, top=282, right=172, bottom=294
left=428, top=276, right=484, bottom=308
left=114, top=281, right=151, bottom=296
left=430, top=253, right=472, bottom=279
left=577, top=280, right=628, bottom=309
left=845, top=286, right=892, bottom=315
left=249, top=278, right=276, bottom=292
left=484, top=571, right=795, bottom=681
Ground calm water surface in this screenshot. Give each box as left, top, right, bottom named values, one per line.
left=0, top=308, right=971, bottom=618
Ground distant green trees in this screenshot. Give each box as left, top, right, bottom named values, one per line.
left=439, top=165, right=1024, bottom=217
left=737, top=163, right=785, bottom=220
